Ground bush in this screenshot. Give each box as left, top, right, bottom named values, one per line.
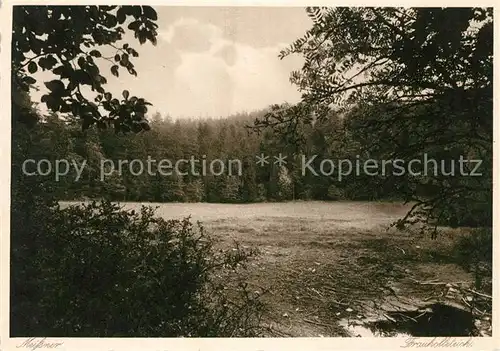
left=327, top=185, right=344, bottom=200
left=454, top=228, right=492, bottom=291
left=11, top=199, right=265, bottom=337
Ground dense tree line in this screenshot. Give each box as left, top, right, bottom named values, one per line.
left=17, top=106, right=423, bottom=204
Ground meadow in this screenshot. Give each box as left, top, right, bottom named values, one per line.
left=63, top=200, right=486, bottom=337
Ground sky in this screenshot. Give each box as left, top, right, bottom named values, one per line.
left=31, top=7, right=312, bottom=119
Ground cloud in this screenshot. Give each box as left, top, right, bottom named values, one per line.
left=170, top=52, right=234, bottom=117
left=156, top=18, right=303, bottom=117
left=29, top=15, right=305, bottom=119
left=160, top=18, right=221, bottom=53
left=214, top=44, right=237, bottom=66
left=234, top=47, right=301, bottom=111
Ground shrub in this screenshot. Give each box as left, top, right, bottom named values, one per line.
left=327, top=185, right=344, bottom=200
left=10, top=200, right=265, bottom=337
left=454, top=228, right=492, bottom=291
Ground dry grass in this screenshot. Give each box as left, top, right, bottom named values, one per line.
left=91, top=201, right=490, bottom=337
left=204, top=216, right=488, bottom=337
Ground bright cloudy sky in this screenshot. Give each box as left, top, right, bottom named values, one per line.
left=32, top=7, right=312, bottom=119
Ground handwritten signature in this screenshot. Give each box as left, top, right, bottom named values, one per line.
left=401, top=337, right=474, bottom=348
left=16, top=338, right=64, bottom=350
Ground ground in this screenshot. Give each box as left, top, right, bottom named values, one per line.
left=65, top=201, right=493, bottom=337
left=194, top=202, right=492, bottom=337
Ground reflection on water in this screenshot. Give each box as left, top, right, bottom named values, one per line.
left=340, top=303, right=477, bottom=337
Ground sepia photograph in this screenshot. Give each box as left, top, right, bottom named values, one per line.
left=4, top=3, right=494, bottom=344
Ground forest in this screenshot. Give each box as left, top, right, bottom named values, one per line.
left=14, top=97, right=491, bottom=229
left=14, top=107, right=413, bottom=202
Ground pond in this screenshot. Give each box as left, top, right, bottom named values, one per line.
left=340, top=303, right=478, bottom=337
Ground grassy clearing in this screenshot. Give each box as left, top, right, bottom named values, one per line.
left=201, top=210, right=491, bottom=337
left=66, top=201, right=489, bottom=337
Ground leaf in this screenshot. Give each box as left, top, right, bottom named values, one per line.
left=24, top=76, right=36, bottom=85
left=52, top=65, right=67, bottom=76
left=104, top=92, right=112, bottom=101
left=128, top=20, right=140, bottom=31
left=121, top=53, right=129, bottom=65
left=27, top=61, right=37, bottom=74
left=122, top=90, right=130, bottom=100
left=128, top=67, right=137, bottom=76
left=67, top=81, right=77, bottom=92
left=132, top=122, right=143, bottom=133
left=45, top=94, right=61, bottom=112
left=97, top=120, right=107, bottom=130
left=133, top=111, right=144, bottom=121
left=89, top=101, right=98, bottom=110
left=77, top=56, right=86, bottom=69
left=136, top=105, right=147, bottom=114
left=116, top=7, right=126, bottom=24
left=71, top=103, right=80, bottom=116
left=45, top=55, right=58, bottom=70
left=44, top=80, right=65, bottom=93
left=89, top=50, right=102, bottom=58
left=146, top=32, right=157, bottom=46
left=142, top=6, right=158, bottom=20
left=140, top=120, right=151, bottom=131
left=114, top=54, right=120, bottom=62
left=82, top=117, right=92, bottom=131
left=130, top=6, right=142, bottom=18
left=111, top=65, right=119, bottom=77
left=87, top=63, right=100, bottom=79
left=60, top=103, right=72, bottom=113
left=31, top=39, right=42, bottom=55
left=105, top=14, right=118, bottom=28
left=138, top=32, right=147, bottom=45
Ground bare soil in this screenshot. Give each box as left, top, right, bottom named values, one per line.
left=195, top=203, right=492, bottom=337
left=74, top=201, right=491, bottom=337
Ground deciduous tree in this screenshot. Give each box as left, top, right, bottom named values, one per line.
left=12, top=5, right=159, bottom=132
